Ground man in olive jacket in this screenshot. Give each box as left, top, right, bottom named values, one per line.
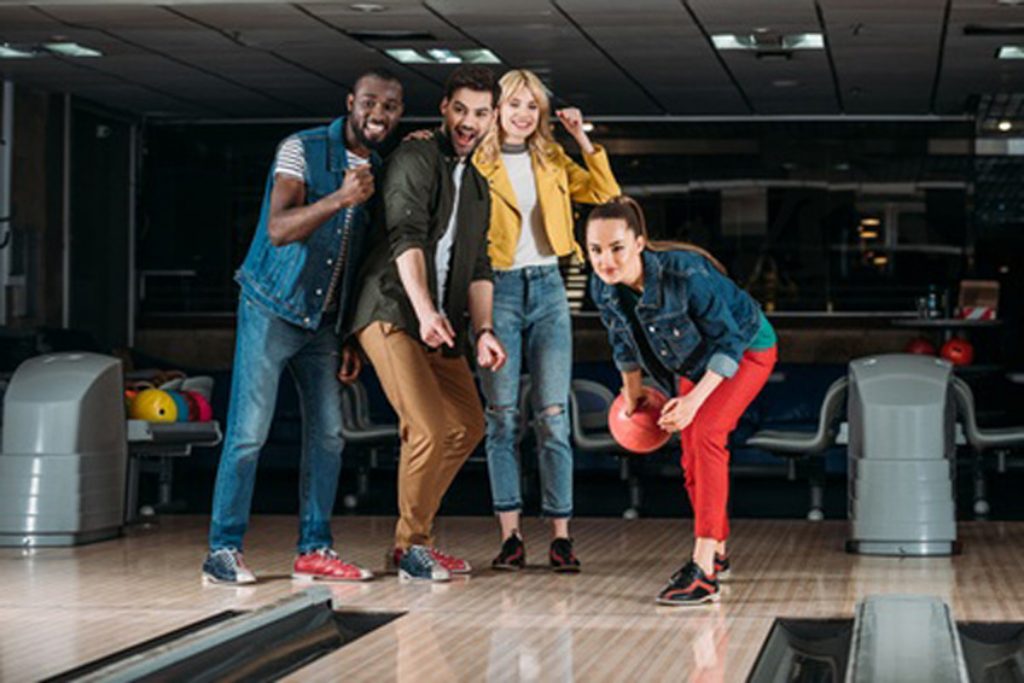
left=348, top=65, right=507, bottom=582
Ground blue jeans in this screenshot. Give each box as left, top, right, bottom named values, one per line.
left=209, top=295, right=344, bottom=554
left=479, top=266, right=573, bottom=518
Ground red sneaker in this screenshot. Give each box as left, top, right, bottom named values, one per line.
left=390, top=546, right=472, bottom=574
left=292, top=548, right=373, bottom=582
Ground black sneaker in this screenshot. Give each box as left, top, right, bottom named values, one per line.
left=715, top=552, right=730, bottom=578
left=549, top=537, right=581, bottom=573
left=492, top=532, right=526, bottom=571
left=655, top=561, right=720, bottom=606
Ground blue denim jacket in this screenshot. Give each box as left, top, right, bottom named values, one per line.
left=236, top=117, right=380, bottom=330
left=590, top=249, right=763, bottom=389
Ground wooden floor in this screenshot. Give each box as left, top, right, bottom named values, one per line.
left=3, top=516, right=1024, bottom=682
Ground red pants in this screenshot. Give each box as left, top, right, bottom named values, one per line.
left=678, top=347, right=777, bottom=541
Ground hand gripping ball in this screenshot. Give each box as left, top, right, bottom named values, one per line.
left=608, top=387, right=671, bottom=454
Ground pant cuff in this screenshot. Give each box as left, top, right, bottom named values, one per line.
left=493, top=503, right=523, bottom=513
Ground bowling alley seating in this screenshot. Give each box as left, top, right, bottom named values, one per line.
left=744, top=376, right=849, bottom=521
left=950, top=376, right=1024, bottom=517
left=568, top=378, right=645, bottom=518
left=338, top=379, right=399, bottom=508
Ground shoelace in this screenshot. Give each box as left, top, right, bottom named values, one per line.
left=313, top=548, right=339, bottom=560
left=670, top=562, right=699, bottom=585
left=408, top=546, right=435, bottom=566
left=220, top=547, right=243, bottom=562
left=430, top=547, right=459, bottom=564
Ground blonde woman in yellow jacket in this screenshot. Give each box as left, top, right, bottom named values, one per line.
left=472, top=69, right=620, bottom=572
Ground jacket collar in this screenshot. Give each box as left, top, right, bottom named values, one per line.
left=435, top=128, right=460, bottom=162
left=638, top=250, right=665, bottom=311
left=473, top=144, right=559, bottom=214
left=327, top=117, right=347, bottom=173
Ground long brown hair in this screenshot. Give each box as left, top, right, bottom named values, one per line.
left=475, top=69, right=559, bottom=167
left=586, top=196, right=727, bottom=274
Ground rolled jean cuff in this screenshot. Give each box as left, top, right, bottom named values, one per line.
left=541, top=508, right=573, bottom=519
left=493, top=502, right=523, bottom=513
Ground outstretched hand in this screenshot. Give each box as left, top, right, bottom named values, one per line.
left=420, top=310, right=456, bottom=349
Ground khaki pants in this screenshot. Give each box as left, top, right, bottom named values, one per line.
left=357, top=322, right=485, bottom=549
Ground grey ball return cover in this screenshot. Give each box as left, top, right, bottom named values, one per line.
left=847, top=354, right=957, bottom=556
left=0, top=353, right=126, bottom=547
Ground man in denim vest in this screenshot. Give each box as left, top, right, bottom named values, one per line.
left=202, top=70, right=404, bottom=585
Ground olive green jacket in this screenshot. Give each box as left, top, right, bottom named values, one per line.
left=346, top=132, right=493, bottom=356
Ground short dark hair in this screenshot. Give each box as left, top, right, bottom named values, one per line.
left=443, top=65, right=499, bottom=107
left=353, top=68, right=402, bottom=92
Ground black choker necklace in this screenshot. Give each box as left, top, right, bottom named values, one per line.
left=501, top=142, right=528, bottom=154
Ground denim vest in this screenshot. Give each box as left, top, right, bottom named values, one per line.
left=590, top=249, right=763, bottom=390
left=236, top=117, right=380, bottom=330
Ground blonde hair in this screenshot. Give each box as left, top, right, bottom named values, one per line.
left=476, top=69, right=559, bottom=167
left=586, top=196, right=728, bottom=275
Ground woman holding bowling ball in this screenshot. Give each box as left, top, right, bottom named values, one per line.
left=586, top=196, right=777, bottom=606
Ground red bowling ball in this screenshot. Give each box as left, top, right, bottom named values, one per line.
left=905, top=337, right=936, bottom=356
left=608, top=387, right=672, bottom=454
left=940, top=338, right=974, bottom=366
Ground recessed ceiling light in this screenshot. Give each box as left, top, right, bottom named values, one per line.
left=458, top=48, right=500, bottom=64
left=350, top=3, right=386, bottom=12
left=997, top=45, right=1024, bottom=59
left=385, top=48, right=431, bottom=64
left=998, top=120, right=1013, bottom=131
left=860, top=217, right=881, bottom=227
left=426, top=48, right=462, bottom=64
left=385, top=47, right=500, bottom=65
left=0, top=43, right=35, bottom=58
left=712, top=33, right=823, bottom=51
left=712, top=34, right=756, bottom=50
left=44, top=42, right=102, bottom=57
left=782, top=33, right=824, bottom=49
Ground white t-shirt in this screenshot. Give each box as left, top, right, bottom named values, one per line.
left=435, top=160, right=465, bottom=311
left=501, top=149, right=556, bottom=270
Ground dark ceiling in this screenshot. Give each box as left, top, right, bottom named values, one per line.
left=0, top=0, right=1022, bottom=120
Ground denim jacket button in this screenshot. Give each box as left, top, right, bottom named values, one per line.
left=303, top=316, right=311, bottom=325
left=327, top=258, right=333, bottom=265
left=673, top=328, right=681, bottom=337
left=648, top=325, right=656, bottom=332
left=660, top=349, right=668, bottom=356
left=315, top=288, right=323, bottom=296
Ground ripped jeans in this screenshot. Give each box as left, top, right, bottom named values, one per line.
left=479, top=266, right=574, bottom=518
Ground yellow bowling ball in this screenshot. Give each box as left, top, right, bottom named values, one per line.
left=130, top=388, right=178, bottom=422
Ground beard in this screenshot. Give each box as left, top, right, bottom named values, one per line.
left=348, top=116, right=385, bottom=150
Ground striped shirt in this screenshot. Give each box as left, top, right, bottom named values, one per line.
left=273, top=136, right=370, bottom=314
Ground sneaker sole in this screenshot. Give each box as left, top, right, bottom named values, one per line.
left=202, top=573, right=256, bottom=586
left=398, top=569, right=450, bottom=582
left=655, top=592, right=720, bottom=606
left=492, top=562, right=524, bottom=571
left=551, top=564, right=581, bottom=574
left=291, top=572, right=373, bottom=583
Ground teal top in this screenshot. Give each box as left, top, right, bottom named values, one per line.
left=748, top=311, right=777, bottom=350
